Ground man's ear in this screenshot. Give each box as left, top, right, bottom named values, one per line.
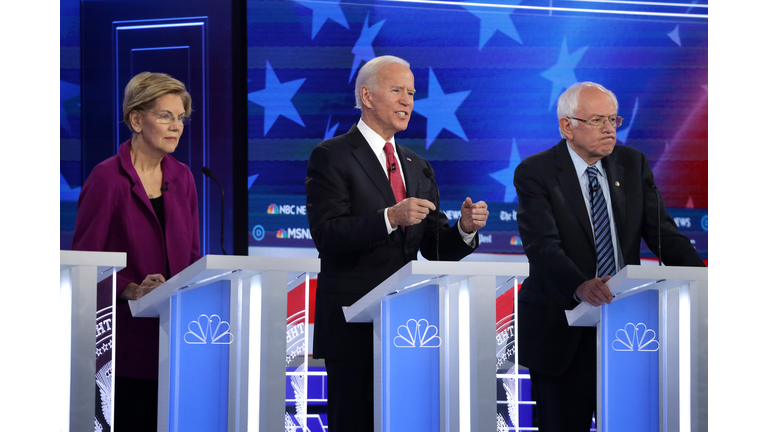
left=559, top=117, right=575, bottom=141
left=360, top=85, right=374, bottom=109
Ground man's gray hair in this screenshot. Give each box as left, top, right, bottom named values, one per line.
left=556, top=82, right=619, bottom=139
left=354, top=55, right=411, bottom=109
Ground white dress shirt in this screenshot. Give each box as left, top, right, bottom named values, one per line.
left=356, top=118, right=475, bottom=243
left=566, top=143, right=625, bottom=276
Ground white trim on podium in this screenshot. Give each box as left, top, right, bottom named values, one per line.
left=344, top=260, right=529, bottom=432
left=59, top=250, right=126, bottom=432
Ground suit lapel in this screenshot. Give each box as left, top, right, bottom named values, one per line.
left=554, top=140, right=594, bottom=243
left=119, top=141, right=159, bottom=220
left=398, top=146, right=421, bottom=199
left=348, top=124, right=398, bottom=206
left=602, top=153, right=626, bottom=246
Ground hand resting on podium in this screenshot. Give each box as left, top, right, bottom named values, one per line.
left=120, top=273, right=166, bottom=300
left=574, top=275, right=613, bottom=307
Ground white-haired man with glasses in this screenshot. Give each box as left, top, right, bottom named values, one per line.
left=513, top=82, right=704, bottom=431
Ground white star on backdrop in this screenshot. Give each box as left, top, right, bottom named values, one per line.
left=248, top=61, right=307, bottom=136
left=540, top=38, right=588, bottom=110
left=413, top=68, right=471, bottom=149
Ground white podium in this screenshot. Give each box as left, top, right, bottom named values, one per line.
left=129, top=255, right=320, bottom=432
left=60, top=250, right=126, bottom=432
left=566, top=264, right=708, bottom=432
left=344, top=260, right=529, bottom=432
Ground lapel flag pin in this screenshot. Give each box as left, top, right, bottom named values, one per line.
left=407, top=158, right=412, bottom=162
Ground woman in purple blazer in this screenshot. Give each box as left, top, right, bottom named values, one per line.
left=72, top=72, right=201, bottom=430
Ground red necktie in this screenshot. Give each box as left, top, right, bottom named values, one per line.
left=384, top=141, right=406, bottom=203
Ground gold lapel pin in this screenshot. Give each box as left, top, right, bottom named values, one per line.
left=615, top=181, right=620, bottom=187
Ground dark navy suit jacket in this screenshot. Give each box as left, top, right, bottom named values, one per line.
left=513, top=139, right=704, bottom=376
left=306, top=124, right=476, bottom=360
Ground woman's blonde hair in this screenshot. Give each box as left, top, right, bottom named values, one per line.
left=122, top=72, right=192, bottom=133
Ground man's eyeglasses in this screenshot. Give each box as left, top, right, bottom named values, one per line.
left=570, top=116, right=623, bottom=129
left=143, top=110, right=191, bottom=126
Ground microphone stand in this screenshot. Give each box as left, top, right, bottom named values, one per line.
left=202, top=167, right=228, bottom=255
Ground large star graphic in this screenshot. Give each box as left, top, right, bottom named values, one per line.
left=413, top=68, right=471, bottom=150
left=60, top=80, right=80, bottom=134
left=616, top=97, right=638, bottom=143
left=540, top=38, right=588, bottom=110
left=462, top=0, right=523, bottom=49
left=248, top=61, right=306, bottom=136
left=490, top=139, right=521, bottom=202
left=349, top=12, right=386, bottom=83
left=667, top=25, right=682, bottom=46
left=60, top=172, right=81, bottom=201
left=294, top=0, right=349, bottom=39
left=324, top=116, right=340, bottom=140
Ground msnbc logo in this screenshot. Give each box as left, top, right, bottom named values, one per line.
left=275, top=228, right=312, bottom=239
left=510, top=236, right=522, bottom=246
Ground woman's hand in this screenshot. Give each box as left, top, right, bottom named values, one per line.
left=121, top=274, right=166, bottom=300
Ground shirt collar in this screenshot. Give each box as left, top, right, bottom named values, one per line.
left=566, top=141, right=605, bottom=179
left=358, top=118, right=396, bottom=153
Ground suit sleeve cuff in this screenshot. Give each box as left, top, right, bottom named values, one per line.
left=384, top=208, right=397, bottom=234
left=457, top=217, right=477, bottom=246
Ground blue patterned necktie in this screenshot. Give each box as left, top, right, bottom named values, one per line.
left=587, top=166, right=616, bottom=278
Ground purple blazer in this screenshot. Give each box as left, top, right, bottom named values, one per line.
left=72, top=139, right=201, bottom=380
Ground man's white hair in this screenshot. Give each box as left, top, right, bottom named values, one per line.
left=354, top=55, right=411, bottom=109
left=556, top=82, right=619, bottom=139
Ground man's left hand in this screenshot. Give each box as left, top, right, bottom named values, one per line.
left=459, top=197, right=488, bottom=233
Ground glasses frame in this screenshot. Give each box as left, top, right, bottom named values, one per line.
left=569, top=115, right=623, bottom=129
left=142, top=109, right=191, bottom=126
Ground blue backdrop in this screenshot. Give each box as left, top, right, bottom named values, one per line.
left=245, top=0, right=708, bottom=257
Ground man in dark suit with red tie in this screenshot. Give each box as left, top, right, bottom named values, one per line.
left=513, top=82, right=705, bottom=431
left=305, top=55, right=489, bottom=432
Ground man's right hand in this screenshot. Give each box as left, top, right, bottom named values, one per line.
left=388, top=198, right=436, bottom=228
left=575, top=276, right=613, bottom=307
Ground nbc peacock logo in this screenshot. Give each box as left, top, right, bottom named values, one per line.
left=276, top=229, right=289, bottom=238
left=393, top=318, right=442, bottom=348
left=267, top=204, right=279, bottom=214
left=510, top=236, right=522, bottom=246
left=184, top=314, right=234, bottom=345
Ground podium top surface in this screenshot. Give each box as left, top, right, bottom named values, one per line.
left=60, top=250, right=127, bottom=282
left=565, top=264, right=708, bottom=327
left=130, top=254, right=321, bottom=318
left=344, top=260, right=529, bottom=323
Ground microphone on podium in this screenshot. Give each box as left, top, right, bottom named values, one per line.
left=422, top=166, right=440, bottom=261
left=202, top=166, right=228, bottom=255
left=648, top=182, right=662, bottom=266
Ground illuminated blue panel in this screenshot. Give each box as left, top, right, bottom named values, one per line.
left=169, top=281, right=231, bottom=431
left=382, top=285, right=441, bottom=432
left=601, top=290, right=660, bottom=432
left=113, top=17, right=212, bottom=254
